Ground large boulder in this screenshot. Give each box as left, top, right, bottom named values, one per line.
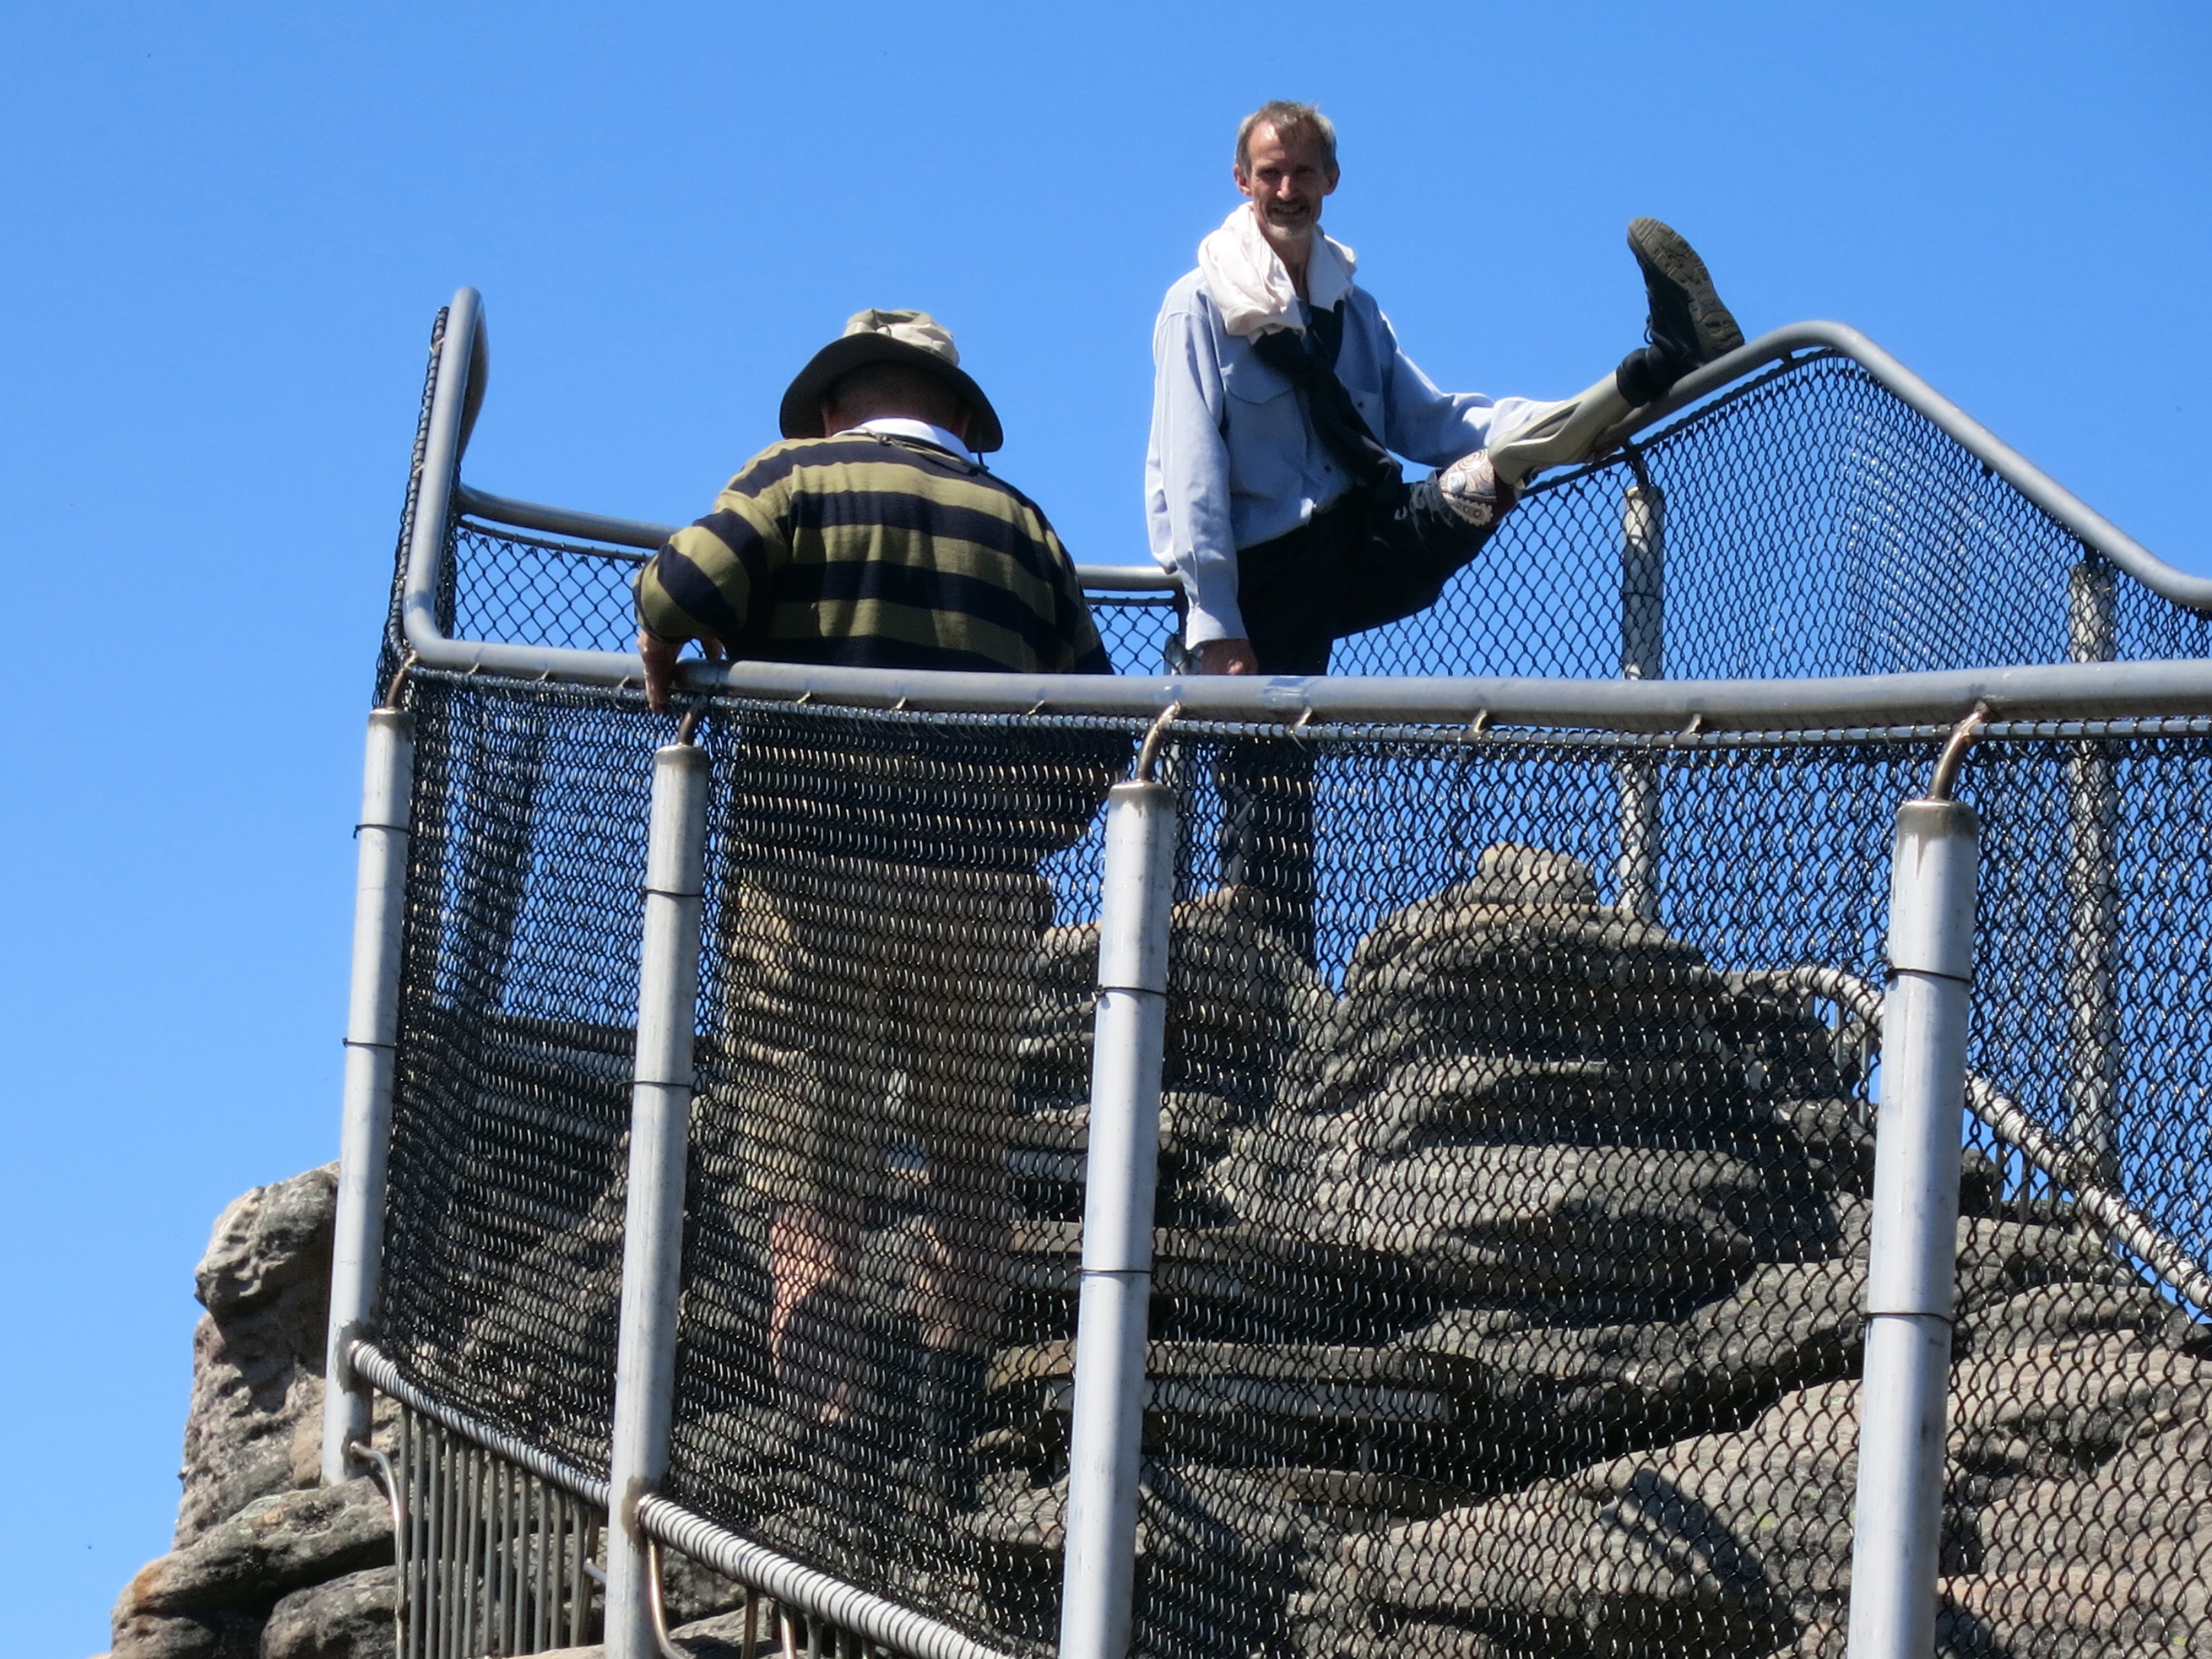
left=1295, top=1321, right=2212, bottom=1659
left=1202, top=847, right=1863, bottom=1311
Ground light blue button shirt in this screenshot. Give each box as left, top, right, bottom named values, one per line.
left=1144, top=268, right=1543, bottom=646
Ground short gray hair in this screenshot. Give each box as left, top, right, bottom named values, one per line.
left=1234, top=101, right=1338, bottom=176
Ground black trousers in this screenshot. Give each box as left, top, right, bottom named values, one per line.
left=1195, top=476, right=1500, bottom=961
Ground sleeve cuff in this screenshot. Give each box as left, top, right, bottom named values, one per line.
left=1179, top=576, right=1246, bottom=648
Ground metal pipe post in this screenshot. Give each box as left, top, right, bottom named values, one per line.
left=1846, top=796, right=1979, bottom=1659
left=2065, top=559, right=2121, bottom=1174
left=1616, top=482, right=1665, bottom=921
left=322, top=707, right=417, bottom=1482
left=606, top=742, right=712, bottom=1659
left=1058, top=780, right=1178, bottom=1659
left=401, top=286, right=481, bottom=654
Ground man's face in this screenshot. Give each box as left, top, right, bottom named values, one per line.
left=1233, top=121, right=1338, bottom=250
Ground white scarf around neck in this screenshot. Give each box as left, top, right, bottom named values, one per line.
left=1196, top=203, right=1358, bottom=338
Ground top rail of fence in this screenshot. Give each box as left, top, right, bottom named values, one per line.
left=401, top=286, right=2212, bottom=731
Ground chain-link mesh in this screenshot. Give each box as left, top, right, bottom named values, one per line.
left=988, top=724, right=2212, bottom=1659
left=379, top=676, right=656, bottom=1478
left=657, top=705, right=1138, bottom=1645
left=369, top=317, right=2212, bottom=1659
left=373, top=682, right=2212, bottom=1659
left=424, top=351, right=2211, bottom=680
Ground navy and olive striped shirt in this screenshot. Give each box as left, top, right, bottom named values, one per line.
left=637, top=432, right=1111, bottom=675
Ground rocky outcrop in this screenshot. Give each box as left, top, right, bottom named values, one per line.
left=108, top=842, right=2212, bottom=1659
left=110, top=1159, right=750, bottom=1659
left=177, top=1168, right=343, bottom=1546
left=258, top=1569, right=399, bottom=1659
left=970, top=846, right=2212, bottom=1659
left=110, top=1167, right=403, bottom=1659
left=113, top=1483, right=393, bottom=1659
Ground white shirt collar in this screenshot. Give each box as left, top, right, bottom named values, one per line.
left=846, top=416, right=977, bottom=461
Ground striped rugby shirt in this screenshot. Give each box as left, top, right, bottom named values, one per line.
left=637, top=432, right=1111, bottom=675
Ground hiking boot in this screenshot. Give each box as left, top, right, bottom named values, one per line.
left=1627, top=216, right=1743, bottom=373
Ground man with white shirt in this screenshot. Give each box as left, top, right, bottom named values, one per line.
left=1146, top=102, right=1741, bottom=954
left=1146, top=100, right=1743, bottom=679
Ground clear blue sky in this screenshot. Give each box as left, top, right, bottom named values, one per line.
left=2, top=4, right=2205, bottom=1653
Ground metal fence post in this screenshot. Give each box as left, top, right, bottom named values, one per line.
left=1846, top=791, right=1979, bottom=1659
left=606, top=740, right=712, bottom=1659
left=323, top=706, right=416, bottom=1483
left=1059, top=776, right=1178, bottom=1659
left=1616, top=480, right=1664, bottom=921
left=2065, top=559, right=2121, bottom=1174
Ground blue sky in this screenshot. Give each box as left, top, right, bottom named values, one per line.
left=2, top=4, right=2206, bottom=1653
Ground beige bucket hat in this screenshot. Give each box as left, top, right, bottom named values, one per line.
left=778, top=308, right=1004, bottom=452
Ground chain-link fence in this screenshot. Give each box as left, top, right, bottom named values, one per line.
left=361, top=310, right=2212, bottom=1659
left=424, top=349, right=2212, bottom=684
left=372, top=675, right=2212, bottom=1658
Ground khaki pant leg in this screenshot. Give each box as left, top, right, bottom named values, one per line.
left=893, top=865, right=1050, bottom=1355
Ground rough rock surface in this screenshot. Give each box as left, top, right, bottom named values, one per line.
left=109, top=1166, right=406, bottom=1659
left=967, top=846, right=2212, bottom=1659
left=108, top=841, right=2212, bottom=1659
left=110, top=1151, right=750, bottom=1659
left=176, top=1167, right=341, bottom=1547
left=258, top=1568, right=398, bottom=1659
left=112, top=1483, right=392, bottom=1658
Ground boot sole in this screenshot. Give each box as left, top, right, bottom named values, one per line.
left=1627, top=217, right=1744, bottom=361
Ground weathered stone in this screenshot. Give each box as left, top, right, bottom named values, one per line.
left=659, top=1549, right=752, bottom=1627
left=1954, top=1276, right=2202, bottom=1356
left=1193, top=852, right=1861, bottom=1331
left=175, top=1170, right=343, bottom=1545
left=109, top=1607, right=265, bottom=1659
left=1290, top=1328, right=2212, bottom=1659
left=195, top=1167, right=339, bottom=1321
left=173, top=1163, right=407, bottom=1549
left=1389, top=1253, right=1864, bottom=1454
left=258, top=1566, right=396, bottom=1659
left=176, top=1311, right=325, bottom=1547
left=121, top=833, right=2212, bottom=1659
left=125, top=1481, right=393, bottom=1620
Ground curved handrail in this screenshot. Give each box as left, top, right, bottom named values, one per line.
left=1616, top=321, right=2212, bottom=614
left=442, top=315, right=2207, bottom=608
left=400, top=286, right=483, bottom=653
left=1735, top=965, right=2211, bottom=1315
left=403, top=289, right=2212, bottom=728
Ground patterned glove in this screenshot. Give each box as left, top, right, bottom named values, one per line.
left=1436, top=451, right=1515, bottom=529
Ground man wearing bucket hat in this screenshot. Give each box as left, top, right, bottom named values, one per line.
left=635, top=310, right=1115, bottom=1512
left=635, top=307, right=1109, bottom=709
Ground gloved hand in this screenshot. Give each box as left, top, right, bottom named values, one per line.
left=1436, top=450, right=1519, bottom=529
